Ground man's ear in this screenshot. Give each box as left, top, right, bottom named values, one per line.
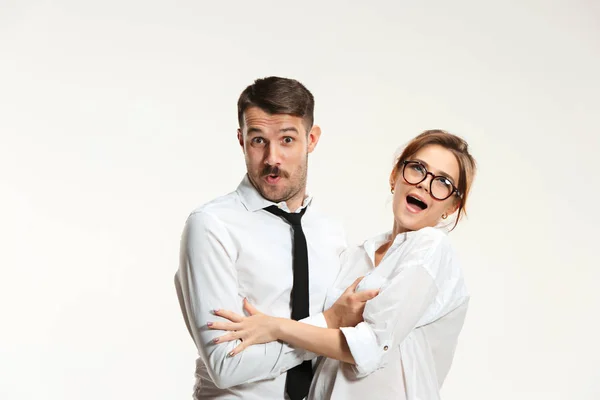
left=237, top=129, right=244, bottom=150
left=307, top=125, right=321, bottom=153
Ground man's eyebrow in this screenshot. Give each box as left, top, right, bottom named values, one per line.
left=280, top=127, right=299, bottom=134
left=246, top=127, right=264, bottom=135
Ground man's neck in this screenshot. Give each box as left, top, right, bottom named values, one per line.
left=285, top=189, right=308, bottom=213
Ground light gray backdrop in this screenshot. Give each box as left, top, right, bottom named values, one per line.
left=1, top=1, right=598, bottom=399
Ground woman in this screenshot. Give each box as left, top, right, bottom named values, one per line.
left=209, top=130, right=477, bottom=399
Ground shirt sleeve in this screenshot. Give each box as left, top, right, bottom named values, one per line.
left=340, top=229, right=450, bottom=378
left=302, top=312, right=328, bottom=328
left=174, top=211, right=310, bottom=389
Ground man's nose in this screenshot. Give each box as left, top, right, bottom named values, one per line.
left=264, top=142, right=283, bottom=165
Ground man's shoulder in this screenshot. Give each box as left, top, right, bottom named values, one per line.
left=192, top=190, right=242, bottom=213
left=306, top=202, right=347, bottom=237
left=187, top=191, right=243, bottom=224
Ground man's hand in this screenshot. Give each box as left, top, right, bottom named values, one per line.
left=323, top=277, right=379, bottom=329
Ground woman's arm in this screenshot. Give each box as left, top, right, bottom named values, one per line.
left=209, top=277, right=377, bottom=362
left=277, top=317, right=354, bottom=364
left=210, top=299, right=355, bottom=363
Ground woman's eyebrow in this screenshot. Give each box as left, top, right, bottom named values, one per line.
left=413, top=158, right=456, bottom=183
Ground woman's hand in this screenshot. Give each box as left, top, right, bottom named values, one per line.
left=208, top=298, right=282, bottom=357
left=323, top=277, right=379, bottom=329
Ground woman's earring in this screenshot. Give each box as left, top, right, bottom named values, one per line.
left=390, top=187, right=394, bottom=194
left=441, top=213, right=448, bottom=219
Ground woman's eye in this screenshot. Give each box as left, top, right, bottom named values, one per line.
left=412, top=164, right=425, bottom=173
left=437, top=178, right=452, bottom=188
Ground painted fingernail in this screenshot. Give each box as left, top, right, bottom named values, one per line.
left=207, top=322, right=213, bottom=327
left=228, top=351, right=235, bottom=357
left=213, top=337, right=219, bottom=343
left=211, top=309, right=219, bottom=314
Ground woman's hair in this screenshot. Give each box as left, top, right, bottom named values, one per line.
left=395, top=129, right=477, bottom=230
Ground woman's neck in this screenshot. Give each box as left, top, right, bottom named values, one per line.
left=392, top=220, right=408, bottom=238
left=374, top=221, right=409, bottom=267
left=374, top=241, right=391, bottom=267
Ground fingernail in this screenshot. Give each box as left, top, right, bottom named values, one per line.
left=207, top=322, right=213, bottom=327
left=213, top=337, right=219, bottom=343
left=211, top=309, right=219, bottom=314
left=228, top=351, right=235, bottom=357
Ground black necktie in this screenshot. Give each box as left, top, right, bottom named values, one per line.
left=264, top=205, right=312, bottom=400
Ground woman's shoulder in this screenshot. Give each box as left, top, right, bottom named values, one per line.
left=405, top=227, right=452, bottom=254
left=399, top=227, right=462, bottom=281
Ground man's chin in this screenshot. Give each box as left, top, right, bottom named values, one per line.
left=258, top=184, right=288, bottom=203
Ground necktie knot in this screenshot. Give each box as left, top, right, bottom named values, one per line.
left=264, top=205, right=305, bottom=226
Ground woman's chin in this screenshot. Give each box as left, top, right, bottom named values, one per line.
left=396, top=212, right=423, bottom=230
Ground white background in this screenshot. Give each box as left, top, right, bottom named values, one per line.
left=1, top=1, right=599, bottom=399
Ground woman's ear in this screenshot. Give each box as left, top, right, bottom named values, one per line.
left=389, top=167, right=398, bottom=190
left=446, top=197, right=461, bottom=216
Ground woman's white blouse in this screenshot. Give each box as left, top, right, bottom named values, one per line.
left=309, top=227, right=469, bottom=400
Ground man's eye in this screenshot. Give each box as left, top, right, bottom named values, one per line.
left=252, top=137, right=265, bottom=144
left=282, top=137, right=294, bottom=144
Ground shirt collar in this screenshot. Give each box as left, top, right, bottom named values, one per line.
left=362, top=230, right=409, bottom=266
left=236, top=174, right=313, bottom=213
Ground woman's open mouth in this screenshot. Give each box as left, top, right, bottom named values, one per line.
left=406, top=194, right=428, bottom=213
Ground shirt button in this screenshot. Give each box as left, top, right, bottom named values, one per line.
left=383, top=345, right=389, bottom=351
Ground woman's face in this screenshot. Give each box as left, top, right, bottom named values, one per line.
left=390, top=144, right=461, bottom=233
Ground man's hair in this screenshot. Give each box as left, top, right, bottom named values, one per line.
left=237, top=76, right=315, bottom=131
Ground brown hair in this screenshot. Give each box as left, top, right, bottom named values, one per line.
left=237, top=76, right=315, bottom=131
left=395, top=129, right=477, bottom=230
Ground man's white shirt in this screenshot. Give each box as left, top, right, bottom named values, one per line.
left=175, top=175, right=346, bottom=400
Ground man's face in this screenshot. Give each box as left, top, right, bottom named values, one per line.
left=238, top=106, right=321, bottom=209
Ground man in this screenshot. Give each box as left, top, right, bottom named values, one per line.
left=175, top=76, right=375, bottom=400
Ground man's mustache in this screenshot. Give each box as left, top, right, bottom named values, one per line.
left=261, top=165, right=289, bottom=178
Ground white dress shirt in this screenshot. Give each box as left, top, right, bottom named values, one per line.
left=309, top=227, right=469, bottom=400
left=175, top=175, right=346, bottom=400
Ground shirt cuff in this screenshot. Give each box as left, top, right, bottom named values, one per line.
left=340, top=322, right=390, bottom=377
left=300, top=312, right=327, bottom=329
